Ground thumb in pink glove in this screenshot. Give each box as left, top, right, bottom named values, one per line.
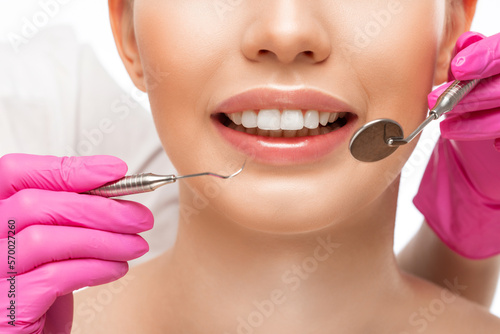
left=413, top=31, right=500, bottom=259
left=0, top=154, right=153, bottom=333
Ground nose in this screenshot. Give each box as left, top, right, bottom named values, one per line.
left=241, top=2, right=331, bottom=64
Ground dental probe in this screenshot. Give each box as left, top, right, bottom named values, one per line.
left=83, top=161, right=246, bottom=198
left=349, top=79, right=480, bottom=162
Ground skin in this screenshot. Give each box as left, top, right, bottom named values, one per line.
left=398, top=223, right=500, bottom=307
left=73, top=0, right=500, bottom=333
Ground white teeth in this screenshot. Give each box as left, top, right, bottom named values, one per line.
left=328, top=113, right=339, bottom=123
left=304, top=110, right=319, bottom=129
left=257, top=109, right=281, bottom=130
left=319, top=112, right=330, bottom=126
left=281, top=110, right=304, bottom=130
left=242, top=110, right=258, bottom=128
left=227, top=109, right=347, bottom=132
left=232, top=112, right=242, bottom=125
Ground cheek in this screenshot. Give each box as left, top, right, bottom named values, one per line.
left=135, top=0, right=232, bottom=91
left=337, top=1, right=446, bottom=128
left=134, top=1, right=232, bottom=169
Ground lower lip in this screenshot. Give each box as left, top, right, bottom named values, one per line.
left=212, top=115, right=358, bottom=165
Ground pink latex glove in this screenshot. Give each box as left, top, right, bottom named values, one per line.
left=0, top=154, right=153, bottom=333
left=414, top=31, right=500, bottom=259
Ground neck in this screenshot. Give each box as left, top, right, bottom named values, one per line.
left=160, top=178, right=405, bottom=332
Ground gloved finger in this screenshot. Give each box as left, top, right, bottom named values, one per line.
left=455, top=31, right=486, bottom=53
left=440, top=108, right=500, bottom=141
left=0, top=225, right=148, bottom=276
left=451, top=32, right=500, bottom=80
left=447, top=31, right=485, bottom=82
left=0, top=189, right=154, bottom=236
left=428, top=74, right=500, bottom=114
left=428, top=81, right=454, bottom=107
left=10, top=259, right=128, bottom=329
left=44, top=294, right=74, bottom=334
left=0, top=154, right=127, bottom=200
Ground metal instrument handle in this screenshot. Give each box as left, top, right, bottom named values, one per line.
left=84, top=173, right=176, bottom=198
left=431, top=79, right=480, bottom=118
left=387, top=79, right=480, bottom=147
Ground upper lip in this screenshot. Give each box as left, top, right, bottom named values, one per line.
left=212, top=87, right=358, bottom=115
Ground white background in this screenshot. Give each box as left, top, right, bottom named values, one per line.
left=1, top=0, right=500, bottom=316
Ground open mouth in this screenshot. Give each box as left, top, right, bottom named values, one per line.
left=210, top=88, right=358, bottom=164
left=214, top=110, right=351, bottom=138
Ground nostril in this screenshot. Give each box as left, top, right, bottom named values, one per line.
left=258, top=50, right=270, bottom=56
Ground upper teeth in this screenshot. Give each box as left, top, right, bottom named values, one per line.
left=227, top=110, right=345, bottom=131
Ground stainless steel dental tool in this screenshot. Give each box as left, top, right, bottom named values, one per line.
left=349, top=79, right=480, bottom=162
left=84, top=162, right=246, bottom=198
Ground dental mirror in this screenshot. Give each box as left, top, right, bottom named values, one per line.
left=349, top=79, right=480, bottom=163
left=349, top=119, right=404, bottom=162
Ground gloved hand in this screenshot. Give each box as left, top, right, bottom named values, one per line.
left=0, top=154, right=153, bottom=333
left=414, top=31, right=500, bottom=259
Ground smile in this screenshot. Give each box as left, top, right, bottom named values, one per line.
left=219, top=110, right=348, bottom=138
left=211, top=88, right=359, bottom=165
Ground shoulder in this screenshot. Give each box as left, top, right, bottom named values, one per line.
left=448, top=299, right=500, bottom=333
left=399, top=273, right=500, bottom=334
left=72, top=263, right=150, bottom=334
left=439, top=300, right=500, bottom=334
left=73, top=252, right=177, bottom=334
left=72, top=276, right=130, bottom=334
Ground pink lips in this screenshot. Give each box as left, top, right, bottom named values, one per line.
left=213, top=88, right=356, bottom=114
left=211, top=88, right=359, bottom=165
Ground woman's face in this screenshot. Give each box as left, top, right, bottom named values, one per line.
left=124, top=0, right=457, bottom=233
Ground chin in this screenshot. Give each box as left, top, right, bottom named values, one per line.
left=204, top=181, right=360, bottom=234
left=221, top=205, right=340, bottom=234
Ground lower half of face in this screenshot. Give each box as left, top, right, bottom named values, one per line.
left=133, top=0, right=447, bottom=233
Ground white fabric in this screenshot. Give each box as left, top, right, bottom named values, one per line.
left=0, top=26, right=178, bottom=265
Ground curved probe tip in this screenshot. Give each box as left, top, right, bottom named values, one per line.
left=176, top=160, right=247, bottom=180
left=208, top=160, right=246, bottom=179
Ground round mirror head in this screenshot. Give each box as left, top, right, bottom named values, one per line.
left=349, top=119, right=404, bottom=162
